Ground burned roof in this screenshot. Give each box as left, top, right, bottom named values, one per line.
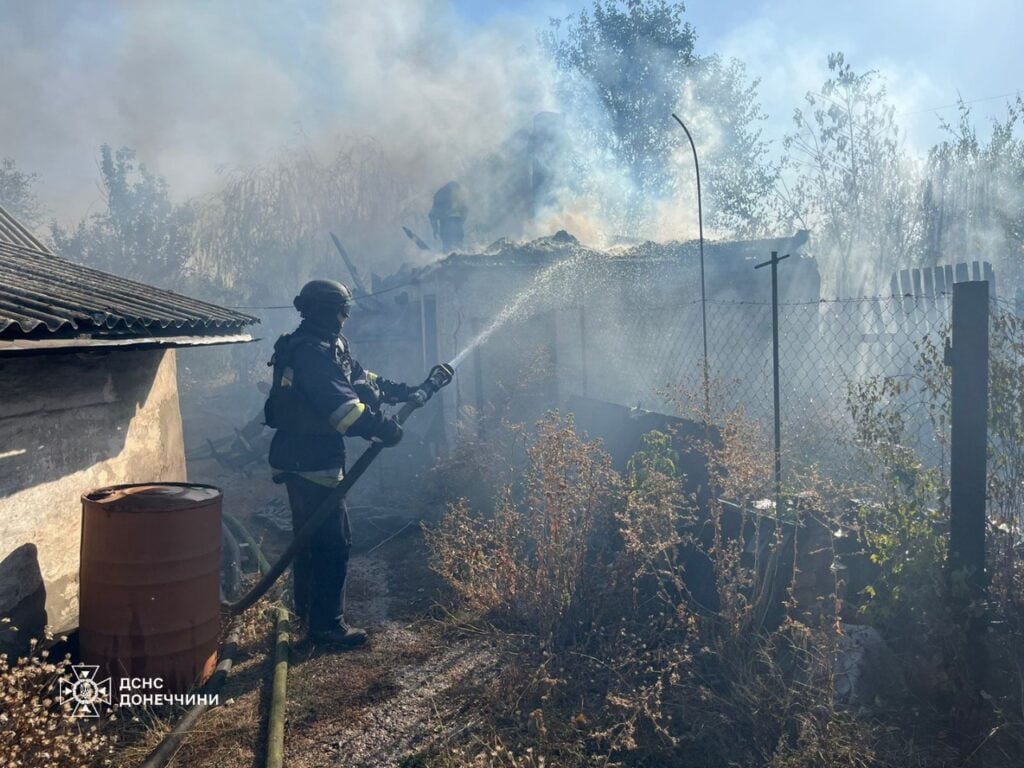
left=439, top=230, right=598, bottom=268
left=432, top=229, right=818, bottom=300
left=438, top=229, right=811, bottom=269
left=0, top=204, right=257, bottom=349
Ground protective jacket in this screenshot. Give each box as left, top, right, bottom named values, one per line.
left=266, top=320, right=411, bottom=481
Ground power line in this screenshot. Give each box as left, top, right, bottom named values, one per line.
left=898, top=92, right=1019, bottom=117
left=803, top=86, right=1019, bottom=118
left=226, top=275, right=423, bottom=310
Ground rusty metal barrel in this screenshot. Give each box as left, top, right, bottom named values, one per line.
left=79, top=483, right=222, bottom=694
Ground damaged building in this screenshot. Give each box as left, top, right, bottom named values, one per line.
left=344, top=228, right=816, bottom=448
left=0, top=204, right=256, bottom=653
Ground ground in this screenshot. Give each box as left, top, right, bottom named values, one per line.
left=110, top=451, right=492, bottom=768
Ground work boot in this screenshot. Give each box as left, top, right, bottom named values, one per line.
left=308, top=622, right=368, bottom=649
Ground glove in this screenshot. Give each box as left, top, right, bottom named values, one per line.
left=353, top=382, right=382, bottom=409
left=369, top=414, right=403, bottom=447
left=381, top=381, right=416, bottom=405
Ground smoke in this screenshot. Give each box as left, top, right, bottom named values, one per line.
left=1, top=2, right=300, bottom=224
left=1, top=0, right=759, bottom=257
left=0, top=1, right=555, bottom=229
left=9, top=0, right=1019, bottom=297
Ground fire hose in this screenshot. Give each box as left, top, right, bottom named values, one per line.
left=136, top=363, right=454, bottom=768
left=225, top=362, right=454, bottom=615
left=137, top=619, right=242, bottom=768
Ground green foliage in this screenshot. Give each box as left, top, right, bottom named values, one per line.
left=540, top=0, right=776, bottom=236
left=625, top=429, right=677, bottom=487
left=0, top=157, right=43, bottom=230
left=923, top=97, right=1024, bottom=281
left=842, top=321, right=1024, bottom=760
left=847, top=368, right=948, bottom=634
left=543, top=0, right=696, bottom=193
left=780, top=52, right=922, bottom=297
left=50, top=145, right=194, bottom=287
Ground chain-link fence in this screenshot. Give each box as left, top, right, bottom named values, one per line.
left=579, top=293, right=958, bottom=484
left=987, top=297, right=1024, bottom=524
left=572, top=285, right=1024, bottom=526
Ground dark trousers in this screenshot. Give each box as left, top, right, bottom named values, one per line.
left=283, top=475, right=352, bottom=631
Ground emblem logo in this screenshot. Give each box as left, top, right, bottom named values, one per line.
left=59, top=664, right=112, bottom=718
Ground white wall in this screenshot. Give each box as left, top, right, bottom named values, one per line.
left=0, top=348, right=186, bottom=646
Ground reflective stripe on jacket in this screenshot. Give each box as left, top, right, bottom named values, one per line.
left=268, top=322, right=379, bottom=473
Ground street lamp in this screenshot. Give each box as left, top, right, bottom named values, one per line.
left=671, top=113, right=710, bottom=412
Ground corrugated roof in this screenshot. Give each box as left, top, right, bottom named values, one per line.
left=0, top=204, right=52, bottom=253
left=0, top=205, right=256, bottom=338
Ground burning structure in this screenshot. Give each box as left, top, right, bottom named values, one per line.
left=346, top=228, right=815, bottom=441
left=0, top=204, right=256, bottom=654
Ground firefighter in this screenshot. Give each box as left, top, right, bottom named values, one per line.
left=264, top=279, right=416, bottom=647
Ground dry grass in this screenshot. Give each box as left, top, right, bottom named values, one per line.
left=0, top=634, right=114, bottom=768
left=421, top=395, right=1012, bottom=767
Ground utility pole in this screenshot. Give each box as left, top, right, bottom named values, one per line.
left=755, top=251, right=790, bottom=512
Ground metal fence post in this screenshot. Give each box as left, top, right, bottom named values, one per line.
left=947, top=279, right=989, bottom=687
left=755, top=251, right=790, bottom=510
left=948, top=280, right=989, bottom=590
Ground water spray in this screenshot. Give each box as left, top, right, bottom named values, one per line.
left=449, top=252, right=589, bottom=369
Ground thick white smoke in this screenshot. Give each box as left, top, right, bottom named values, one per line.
left=0, top=0, right=716, bottom=249
left=0, top=2, right=552, bottom=224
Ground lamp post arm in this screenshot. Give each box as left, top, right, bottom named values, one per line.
left=671, top=113, right=710, bottom=413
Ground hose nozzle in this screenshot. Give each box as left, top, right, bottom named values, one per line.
left=427, top=362, right=454, bottom=391
left=409, top=362, right=455, bottom=406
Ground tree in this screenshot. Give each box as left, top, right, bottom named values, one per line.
left=778, top=53, right=922, bottom=297
left=50, top=145, right=194, bottom=286
left=541, top=0, right=776, bottom=237
left=0, top=157, right=43, bottom=231
left=190, top=138, right=417, bottom=304
left=922, top=97, right=1024, bottom=285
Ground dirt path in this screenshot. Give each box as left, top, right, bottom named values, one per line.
left=285, top=552, right=494, bottom=767
left=112, top=529, right=492, bottom=767
left=107, top=449, right=492, bottom=768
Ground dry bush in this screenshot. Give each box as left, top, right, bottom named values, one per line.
left=190, top=138, right=419, bottom=297
left=425, top=400, right=890, bottom=767
left=616, top=433, right=688, bottom=609
left=0, top=634, right=113, bottom=767
left=424, top=412, right=526, bottom=523
left=425, top=345, right=558, bottom=520
left=426, top=354, right=1024, bottom=765
left=427, top=412, right=618, bottom=643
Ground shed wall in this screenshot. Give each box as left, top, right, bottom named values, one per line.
left=0, top=349, right=185, bottom=648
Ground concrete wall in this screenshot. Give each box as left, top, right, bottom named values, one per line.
left=0, top=349, right=186, bottom=648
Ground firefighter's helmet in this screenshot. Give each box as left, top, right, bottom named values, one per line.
left=294, top=279, right=353, bottom=316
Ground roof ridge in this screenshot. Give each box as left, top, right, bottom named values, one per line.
left=0, top=202, right=52, bottom=253
left=0, top=214, right=257, bottom=340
